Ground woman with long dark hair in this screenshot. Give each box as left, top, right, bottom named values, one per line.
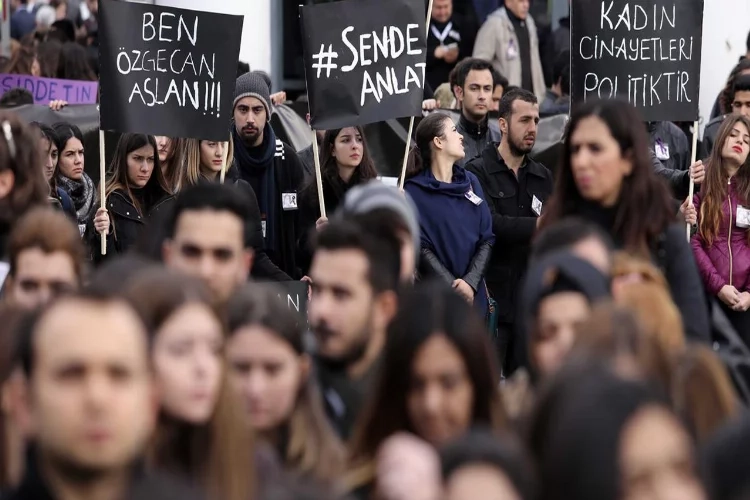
left=404, top=113, right=494, bottom=314
left=691, top=115, right=750, bottom=340
left=226, top=284, right=345, bottom=485
left=124, top=269, right=256, bottom=500
left=29, top=122, right=75, bottom=218
left=52, top=122, right=95, bottom=235
left=539, top=99, right=709, bottom=342
left=298, top=126, right=378, bottom=272
left=528, top=363, right=706, bottom=500
left=345, top=283, right=507, bottom=497
left=90, top=133, right=173, bottom=260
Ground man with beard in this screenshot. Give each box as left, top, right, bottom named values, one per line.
left=8, top=292, right=202, bottom=500
left=466, top=88, right=553, bottom=374
left=232, top=71, right=305, bottom=279
left=308, top=220, right=401, bottom=439
left=452, top=58, right=502, bottom=166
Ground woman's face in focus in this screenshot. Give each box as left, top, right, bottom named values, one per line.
left=439, top=118, right=465, bottom=161
left=199, top=141, right=228, bottom=176
left=331, top=127, right=363, bottom=170
left=126, top=144, right=156, bottom=188
left=152, top=303, right=223, bottom=425
left=39, top=137, right=58, bottom=182
left=720, top=122, right=750, bottom=167
left=58, top=137, right=84, bottom=181
left=569, top=116, right=632, bottom=207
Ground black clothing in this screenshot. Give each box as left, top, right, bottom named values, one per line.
left=296, top=144, right=316, bottom=182
left=426, top=17, right=468, bottom=90
left=235, top=130, right=306, bottom=279
left=89, top=188, right=174, bottom=264
left=6, top=449, right=205, bottom=500
left=702, top=115, right=726, bottom=159
left=456, top=113, right=502, bottom=167
left=505, top=7, right=533, bottom=93
left=651, top=148, right=693, bottom=200
left=316, top=356, right=382, bottom=440
left=576, top=201, right=710, bottom=342
left=465, top=144, right=554, bottom=325
left=648, top=121, right=690, bottom=172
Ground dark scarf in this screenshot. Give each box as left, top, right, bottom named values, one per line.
left=233, top=123, right=279, bottom=252
left=56, top=172, right=96, bottom=225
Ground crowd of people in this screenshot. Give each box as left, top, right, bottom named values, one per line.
left=0, top=0, right=749, bottom=499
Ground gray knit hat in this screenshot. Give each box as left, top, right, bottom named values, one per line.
left=336, top=181, right=421, bottom=262
left=233, top=71, right=272, bottom=121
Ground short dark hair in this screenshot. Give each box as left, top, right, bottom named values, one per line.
left=531, top=217, right=614, bottom=264
left=0, top=88, right=33, bottom=108
left=17, top=292, right=140, bottom=377
left=498, top=88, right=538, bottom=122
left=166, top=183, right=252, bottom=247
left=454, top=58, right=495, bottom=89
left=313, top=219, right=401, bottom=294
left=441, top=431, right=535, bottom=500
left=490, top=67, right=509, bottom=91
left=733, top=74, right=750, bottom=96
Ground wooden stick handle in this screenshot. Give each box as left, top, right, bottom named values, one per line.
left=311, top=128, right=326, bottom=219
left=99, top=129, right=107, bottom=255
left=686, top=120, right=699, bottom=242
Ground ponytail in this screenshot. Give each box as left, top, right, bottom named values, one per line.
left=405, top=145, right=425, bottom=180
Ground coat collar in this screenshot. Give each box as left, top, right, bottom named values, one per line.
left=480, top=143, right=546, bottom=178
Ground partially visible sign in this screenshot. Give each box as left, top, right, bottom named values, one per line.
left=278, top=281, right=309, bottom=318
left=571, top=0, right=704, bottom=121
left=98, top=0, right=243, bottom=140
left=301, top=0, right=427, bottom=130
left=0, top=74, right=98, bottom=104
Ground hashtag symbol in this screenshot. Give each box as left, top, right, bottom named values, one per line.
left=311, top=44, right=339, bottom=78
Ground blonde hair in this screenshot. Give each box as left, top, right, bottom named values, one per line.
left=176, top=135, right=234, bottom=192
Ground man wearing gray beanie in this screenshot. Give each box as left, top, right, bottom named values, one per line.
left=232, top=71, right=306, bottom=279
left=335, top=181, right=420, bottom=283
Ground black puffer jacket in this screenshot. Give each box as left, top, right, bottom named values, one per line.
left=456, top=113, right=502, bottom=166
left=89, top=188, right=173, bottom=264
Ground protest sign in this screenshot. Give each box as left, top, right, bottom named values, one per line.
left=98, top=0, right=243, bottom=141
left=0, top=74, right=98, bottom=105
left=278, top=281, right=309, bottom=318
left=301, top=0, right=427, bottom=130
left=571, top=0, right=704, bottom=121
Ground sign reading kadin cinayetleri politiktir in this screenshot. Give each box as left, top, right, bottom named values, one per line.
left=571, top=0, right=704, bottom=122
left=98, top=0, right=243, bottom=141
left=300, top=0, right=427, bottom=130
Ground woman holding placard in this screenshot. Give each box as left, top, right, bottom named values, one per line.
left=403, top=113, right=494, bottom=316
left=691, top=115, right=750, bottom=341
left=297, top=126, right=379, bottom=274
left=89, top=133, right=173, bottom=261
left=539, top=99, right=709, bottom=343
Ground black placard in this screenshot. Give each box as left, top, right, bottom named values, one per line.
left=98, top=0, right=243, bottom=140
left=278, top=281, right=309, bottom=319
left=300, top=0, right=427, bottom=130
left=571, top=0, right=704, bottom=121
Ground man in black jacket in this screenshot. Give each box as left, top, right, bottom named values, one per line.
left=232, top=71, right=305, bottom=279
left=453, top=58, right=502, bottom=166
left=466, top=88, right=553, bottom=372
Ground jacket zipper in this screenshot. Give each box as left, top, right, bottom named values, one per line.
left=728, top=178, right=734, bottom=287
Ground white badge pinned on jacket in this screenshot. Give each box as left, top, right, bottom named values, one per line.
left=532, top=195, right=543, bottom=216
left=737, top=205, right=750, bottom=228
left=261, top=220, right=267, bottom=238
left=655, top=142, right=670, bottom=160
left=282, top=192, right=298, bottom=210
left=465, top=190, right=483, bottom=206
left=507, top=39, right=518, bottom=60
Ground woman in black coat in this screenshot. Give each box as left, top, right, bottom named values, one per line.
left=539, top=99, right=710, bottom=342
left=91, top=133, right=173, bottom=262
